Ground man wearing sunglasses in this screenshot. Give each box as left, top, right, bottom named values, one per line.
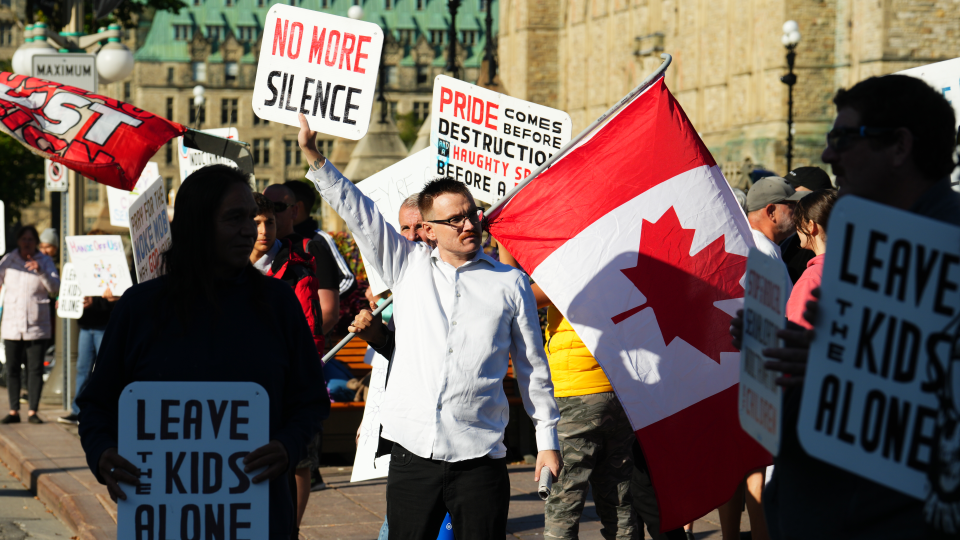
left=737, top=75, right=960, bottom=540
left=298, top=114, right=561, bottom=539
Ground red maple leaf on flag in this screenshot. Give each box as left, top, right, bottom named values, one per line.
left=612, top=207, right=747, bottom=363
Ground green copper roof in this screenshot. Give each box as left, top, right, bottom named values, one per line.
left=135, top=0, right=498, bottom=66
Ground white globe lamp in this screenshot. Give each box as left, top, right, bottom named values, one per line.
left=96, top=25, right=135, bottom=83
left=192, top=85, right=205, bottom=107
left=19, top=23, right=58, bottom=77
left=347, top=5, right=364, bottom=19
left=11, top=24, right=33, bottom=75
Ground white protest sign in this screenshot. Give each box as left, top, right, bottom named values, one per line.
left=56, top=263, right=83, bottom=319
left=252, top=4, right=383, bottom=140
left=107, top=162, right=160, bottom=228
left=351, top=353, right=391, bottom=482
left=738, top=248, right=786, bottom=455
left=44, top=159, right=68, bottom=192
left=178, top=128, right=239, bottom=183
left=118, top=382, right=269, bottom=540
left=897, top=58, right=960, bottom=189
left=356, top=147, right=437, bottom=295
left=64, top=235, right=133, bottom=296
left=129, top=179, right=171, bottom=283
left=430, top=75, right=572, bottom=204
left=798, top=196, right=960, bottom=499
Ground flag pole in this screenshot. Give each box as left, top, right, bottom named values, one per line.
left=486, top=53, right=673, bottom=218
left=322, top=296, right=393, bottom=363
left=322, top=54, right=672, bottom=364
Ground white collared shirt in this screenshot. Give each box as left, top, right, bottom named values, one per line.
left=252, top=239, right=281, bottom=275
left=307, top=163, right=559, bottom=462
left=751, top=229, right=794, bottom=297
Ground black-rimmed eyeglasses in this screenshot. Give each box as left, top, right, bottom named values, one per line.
left=826, top=126, right=897, bottom=152
left=427, top=209, right=483, bottom=228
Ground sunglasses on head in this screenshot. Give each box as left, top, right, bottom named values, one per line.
left=826, top=126, right=897, bottom=152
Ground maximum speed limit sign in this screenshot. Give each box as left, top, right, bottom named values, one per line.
left=45, top=159, right=68, bottom=192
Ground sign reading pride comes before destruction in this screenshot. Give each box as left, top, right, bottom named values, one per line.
left=252, top=4, right=383, bottom=140
left=118, top=382, right=269, bottom=540
left=739, top=248, right=786, bottom=455
left=430, top=75, right=572, bottom=204
left=798, top=196, right=960, bottom=499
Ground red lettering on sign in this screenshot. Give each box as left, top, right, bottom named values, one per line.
left=440, top=87, right=453, bottom=113
left=272, top=19, right=289, bottom=57
left=324, top=30, right=341, bottom=67
left=309, top=27, right=326, bottom=64
left=454, top=92, right=466, bottom=120
left=288, top=22, right=304, bottom=59
left=338, top=33, right=356, bottom=71
left=354, top=35, right=372, bottom=73
left=470, top=97, right=484, bottom=125
left=485, top=102, right=498, bottom=130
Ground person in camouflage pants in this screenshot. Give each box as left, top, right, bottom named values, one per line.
left=544, top=392, right=636, bottom=540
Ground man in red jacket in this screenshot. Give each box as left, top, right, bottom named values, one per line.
left=249, top=192, right=323, bottom=536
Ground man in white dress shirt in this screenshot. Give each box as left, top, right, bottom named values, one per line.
left=297, top=115, right=561, bottom=538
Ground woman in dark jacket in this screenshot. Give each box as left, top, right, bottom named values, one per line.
left=77, top=165, right=329, bottom=538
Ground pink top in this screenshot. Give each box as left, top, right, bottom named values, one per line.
left=786, top=253, right=825, bottom=329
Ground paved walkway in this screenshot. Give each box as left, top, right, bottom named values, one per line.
left=0, top=392, right=743, bottom=539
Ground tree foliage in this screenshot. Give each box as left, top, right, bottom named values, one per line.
left=31, top=0, right=187, bottom=31
left=0, top=134, right=44, bottom=224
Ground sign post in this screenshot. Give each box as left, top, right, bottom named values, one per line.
left=45, top=159, right=68, bottom=193
left=430, top=75, right=572, bottom=204
left=738, top=248, right=786, bottom=455
left=798, top=196, right=960, bottom=499
left=252, top=4, right=383, bottom=140
left=117, top=382, right=269, bottom=539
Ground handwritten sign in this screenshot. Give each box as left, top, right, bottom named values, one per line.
left=56, top=263, right=83, bottom=320
left=355, top=148, right=436, bottom=295
left=430, top=76, right=572, bottom=203
left=118, top=382, right=269, bottom=540
left=129, top=178, right=171, bottom=283
left=178, top=128, right=239, bottom=183
left=738, top=248, right=786, bottom=455
left=64, top=235, right=133, bottom=296
left=798, top=196, right=960, bottom=499
left=106, top=162, right=160, bottom=228
left=350, top=353, right=391, bottom=482
left=252, top=4, right=383, bottom=140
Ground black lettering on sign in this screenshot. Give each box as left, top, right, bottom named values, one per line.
left=137, top=400, right=156, bottom=440
left=883, top=396, right=911, bottom=462
left=860, top=389, right=886, bottom=453
left=181, top=504, right=200, bottom=540
left=208, top=400, right=228, bottom=439
left=136, top=505, right=154, bottom=540
left=915, top=246, right=940, bottom=307
left=190, top=451, right=200, bottom=494
left=228, top=452, right=251, bottom=494
left=231, top=503, right=252, bottom=540
left=203, top=452, right=223, bottom=494
left=906, top=405, right=937, bottom=472
left=837, top=380, right=856, bottom=444
left=160, top=400, right=180, bottom=440
left=206, top=504, right=225, bottom=540
left=230, top=401, right=249, bottom=440
left=839, top=223, right=859, bottom=285
left=862, top=231, right=888, bottom=291
left=184, top=400, right=202, bottom=440
left=166, top=452, right=187, bottom=494
left=264, top=71, right=281, bottom=107
left=934, top=252, right=959, bottom=316
left=815, top=374, right=840, bottom=435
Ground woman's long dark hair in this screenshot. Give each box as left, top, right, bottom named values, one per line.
left=160, top=165, right=263, bottom=324
left=795, top=188, right=839, bottom=239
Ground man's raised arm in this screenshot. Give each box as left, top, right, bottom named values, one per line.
left=297, top=113, right=415, bottom=288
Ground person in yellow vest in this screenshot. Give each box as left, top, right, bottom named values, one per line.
left=500, top=248, right=637, bottom=540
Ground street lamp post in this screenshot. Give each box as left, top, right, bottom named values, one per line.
left=483, top=0, right=496, bottom=86
left=446, top=0, right=462, bottom=80
left=780, top=20, right=801, bottom=172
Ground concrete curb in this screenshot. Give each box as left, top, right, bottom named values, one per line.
left=0, top=417, right=117, bottom=540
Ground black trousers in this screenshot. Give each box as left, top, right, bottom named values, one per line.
left=4, top=339, right=45, bottom=412
left=386, top=444, right=509, bottom=540
left=632, top=440, right=687, bottom=540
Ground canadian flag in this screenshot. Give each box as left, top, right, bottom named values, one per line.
left=488, top=76, right=771, bottom=529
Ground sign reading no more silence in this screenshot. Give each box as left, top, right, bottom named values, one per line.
left=797, top=196, right=960, bottom=499
left=430, top=75, right=572, bottom=204
left=117, top=382, right=269, bottom=540
left=252, top=4, right=383, bottom=140
left=738, top=248, right=786, bottom=455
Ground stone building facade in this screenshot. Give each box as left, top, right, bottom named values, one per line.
left=497, top=0, right=960, bottom=186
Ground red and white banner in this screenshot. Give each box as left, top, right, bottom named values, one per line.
left=0, top=72, right=187, bottom=190
left=488, top=77, right=771, bottom=528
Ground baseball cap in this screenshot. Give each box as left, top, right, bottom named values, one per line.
left=786, top=166, right=833, bottom=192
left=745, top=177, right=809, bottom=213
